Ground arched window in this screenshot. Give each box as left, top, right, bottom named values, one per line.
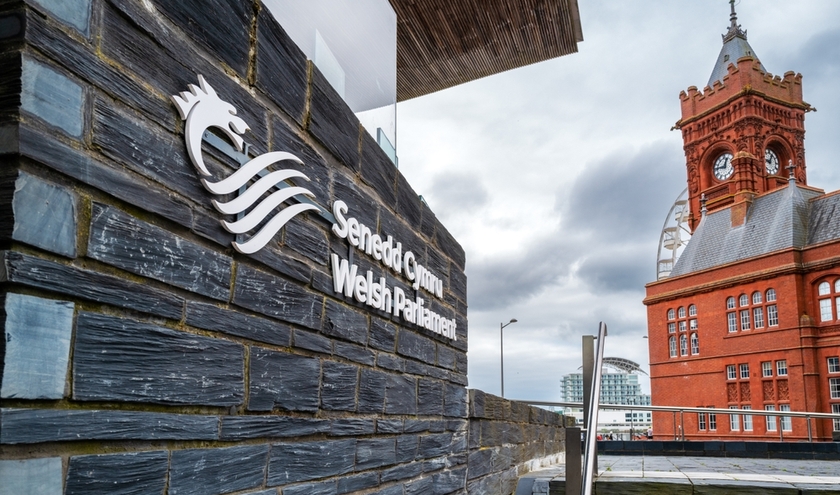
left=727, top=297, right=736, bottom=309
left=688, top=304, right=697, bottom=316
left=679, top=334, right=688, bottom=356
left=669, top=336, right=677, bottom=358
left=690, top=333, right=699, bottom=355
left=816, top=278, right=840, bottom=323
left=678, top=306, right=686, bottom=318
left=766, top=289, right=776, bottom=302
left=752, top=291, right=762, bottom=304
left=667, top=308, right=675, bottom=320
left=819, top=282, right=831, bottom=296
left=739, top=294, right=749, bottom=307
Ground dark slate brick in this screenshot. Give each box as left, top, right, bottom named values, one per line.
left=358, top=368, right=388, bottom=414
left=405, top=360, right=448, bottom=381
left=255, top=7, right=307, bottom=123
left=282, top=480, right=337, bottom=495
left=433, top=468, right=466, bottom=495
left=11, top=172, right=76, bottom=257
left=271, top=115, right=331, bottom=201
left=419, top=433, right=454, bottom=460
left=248, top=347, right=320, bottom=412
left=357, top=437, right=396, bottom=470
left=378, top=210, right=423, bottom=264
left=397, top=330, right=436, bottom=363
left=17, top=126, right=193, bottom=228
left=417, top=379, right=444, bottom=416
left=30, top=0, right=91, bottom=34
left=334, top=341, right=375, bottom=366
left=88, top=203, right=232, bottom=300
left=377, top=419, right=403, bottom=434
left=308, top=66, right=360, bottom=170
left=404, top=420, right=431, bottom=434
left=370, top=318, right=397, bottom=352
left=337, top=472, right=380, bottom=494
left=445, top=384, right=468, bottom=418
left=66, top=451, right=168, bottom=495
left=152, top=0, right=251, bottom=77
left=360, top=131, right=397, bottom=205
left=248, top=244, right=312, bottom=284
left=455, top=352, right=468, bottom=374
left=385, top=374, right=416, bottom=415
left=221, top=415, right=330, bottom=440
left=382, top=462, right=423, bottom=483
left=437, top=345, right=457, bottom=371
left=331, top=418, right=375, bottom=436
left=395, top=173, right=422, bottom=231
left=169, top=445, right=268, bottom=495
left=293, top=329, right=332, bottom=354
left=449, top=269, right=467, bottom=304
left=377, top=352, right=404, bottom=372
left=234, top=264, right=324, bottom=330
left=267, top=439, right=356, bottom=485
left=404, top=476, right=435, bottom=495
left=284, top=218, right=329, bottom=266
left=397, top=435, right=419, bottom=463
left=186, top=301, right=292, bottom=347
left=73, top=312, right=244, bottom=406
left=21, top=56, right=83, bottom=137
left=332, top=173, right=379, bottom=230
left=324, top=299, right=369, bottom=344
left=321, top=361, right=358, bottom=411
left=421, top=457, right=445, bottom=473
left=371, top=485, right=405, bottom=495
left=434, top=220, right=465, bottom=271
left=0, top=408, right=219, bottom=444
left=1, top=293, right=74, bottom=400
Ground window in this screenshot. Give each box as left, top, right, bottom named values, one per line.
left=776, top=360, right=787, bottom=376
left=765, top=405, right=776, bottom=431
left=727, top=296, right=736, bottom=309
left=820, top=298, right=833, bottom=322
left=768, top=305, right=778, bottom=326
left=698, top=411, right=706, bottom=430
left=742, top=406, right=753, bottom=431
left=727, top=365, right=737, bottom=380
left=740, top=310, right=751, bottom=330
left=752, top=291, right=762, bottom=304
left=678, top=306, right=686, bottom=318
left=688, top=304, right=697, bottom=317
left=679, top=320, right=686, bottom=332
left=766, top=289, right=776, bottom=301
left=689, top=319, right=698, bottom=330
left=739, top=294, right=749, bottom=307
left=762, top=362, right=773, bottom=377
left=668, top=322, right=676, bottom=334
left=831, top=377, right=840, bottom=399
left=690, top=333, right=699, bottom=355
left=819, top=281, right=831, bottom=296
left=836, top=280, right=840, bottom=293
left=680, top=334, right=688, bottom=356
left=729, top=406, right=739, bottom=431
left=753, top=307, right=764, bottom=328
left=833, top=404, right=840, bottom=432
left=829, top=357, right=840, bottom=374
left=667, top=308, right=675, bottom=320
left=780, top=404, right=791, bottom=431
left=728, top=312, right=738, bottom=333
left=740, top=363, right=750, bottom=379
left=669, top=336, right=677, bottom=358
left=708, top=411, right=717, bottom=430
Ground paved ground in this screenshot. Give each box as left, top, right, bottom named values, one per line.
left=517, top=455, right=840, bottom=494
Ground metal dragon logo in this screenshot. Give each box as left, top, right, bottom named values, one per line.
left=172, top=75, right=318, bottom=254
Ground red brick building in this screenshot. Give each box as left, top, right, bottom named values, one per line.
left=644, top=8, right=840, bottom=441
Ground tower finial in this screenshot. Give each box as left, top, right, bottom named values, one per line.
left=723, top=0, right=747, bottom=42
left=787, top=160, right=797, bottom=184
left=700, top=193, right=708, bottom=217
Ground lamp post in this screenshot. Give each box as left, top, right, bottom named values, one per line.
left=500, top=318, right=518, bottom=397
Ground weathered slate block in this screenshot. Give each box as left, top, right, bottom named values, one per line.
left=404, top=420, right=430, bottom=434
left=385, top=373, right=416, bottom=415
left=321, top=361, right=358, bottom=411
left=445, top=383, right=468, bottom=418
left=437, top=345, right=457, bottom=371
left=331, top=418, right=375, bottom=436
left=248, top=347, right=320, bottom=412
left=0, top=408, right=219, bottom=444
left=0, top=457, right=62, bottom=495
left=395, top=173, right=423, bottom=231
left=398, top=330, right=436, bottom=363
left=186, top=301, right=291, bottom=347
left=417, top=379, right=444, bottom=416
left=360, top=131, right=397, bottom=205
left=1, top=293, right=73, bottom=399
left=308, top=67, right=360, bottom=170
left=248, top=244, right=312, bottom=284
left=169, top=445, right=268, bottom=495
left=434, top=468, right=467, bottom=495
left=21, top=56, right=83, bottom=137
left=404, top=476, right=435, bottom=495
left=370, top=486, right=405, bottom=495
left=30, top=0, right=90, bottom=34
left=282, top=480, right=337, bottom=495
left=233, top=264, right=324, bottom=330
left=419, top=433, right=454, bottom=460
left=11, top=172, right=76, bottom=257
left=66, top=451, right=169, bottom=495
left=221, top=415, right=330, bottom=440
left=337, top=473, right=380, bottom=494
left=152, top=0, right=252, bottom=78
left=396, top=435, right=419, bottom=463
left=377, top=353, right=404, bottom=372
left=435, top=219, right=466, bottom=271
left=369, top=318, right=396, bottom=352
left=88, top=203, right=232, bottom=300
left=257, top=10, right=308, bottom=124
left=17, top=126, right=193, bottom=228
left=332, top=173, right=379, bottom=230
left=73, top=312, right=244, bottom=406
left=267, top=439, right=356, bottom=485
left=358, top=368, right=387, bottom=414
left=381, top=462, right=423, bottom=483
left=333, top=341, right=375, bottom=366
left=271, top=115, right=331, bottom=200
left=356, top=437, right=396, bottom=470
left=323, top=299, right=368, bottom=344
left=0, top=251, right=184, bottom=319
left=284, top=218, right=329, bottom=266
left=293, top=329, right=332, bottom=354
left=377, top=419, right=403, bottom=434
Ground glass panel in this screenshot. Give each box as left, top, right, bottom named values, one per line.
left=762, top=362, right=772, bottom=377
left=740, top=309, right=750, bottom=330
left=669, top=336, right=677, bottom=358
left=766, top=289, right=776, bottom=302
left=829, top=357, right=840, bottom=374
left=679, top=321, right=686, bottom=332
left=833, top=404, right=840, bottom=432
left=727, top=297, right=736, bottom=309
left=690, top=333, right=699, bottom=355
left=742, top=406, right=753, bottom=431
left=776, top=360, right=787, bottom=376
left=752, top=291, right=762, bottom=304
left=698, top=412, right=706, bottom=430
left=820, top=298, right=833, bottom=322
left=727, top=365, right=736, bottom=380
left=831, top=378, right=840, bottom=399
left=768, top=305, right=778, bottom=326
left=667, top=309, right=675, bottom=320
left=765, top=405, right=776, bottom=431
left=708, top=413, right=716, bottom=430
left=680, top=335, right=688, bottom=356
left=740, top=364, right=749, bottom=379
left=780, top=405, right=791, bottom=431
left=739, top=294, right=748, bottom=307
left=819, top=282, right=831, bottom=296
left=729, top=406, right=739, bottom=431
left=678, top=306, right=685, bottom=318
left=728, top=312, right=738, bottom=332
left=836, top=279, right=840, bottom=293
left=688, top=304, right=697, bottom=316
left=668, top=322, right=676, bottom=334
left=753, top=307, right=764, bottom=328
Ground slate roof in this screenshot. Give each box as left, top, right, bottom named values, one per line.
left=708, top=35, right=766, bottom=87
left=671, top=184, right=831, bottom=277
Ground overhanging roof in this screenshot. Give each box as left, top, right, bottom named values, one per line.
left=391, top=0, right=583, bottom=101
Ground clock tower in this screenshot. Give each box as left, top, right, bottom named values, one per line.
left=674, top=1, right=813, bottom=231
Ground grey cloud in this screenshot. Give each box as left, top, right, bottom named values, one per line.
left=576, top=244, right=654, bottom=293
left=428, top=172, right=490, bottom=213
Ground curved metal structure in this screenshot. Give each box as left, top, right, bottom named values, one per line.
left=602, top=357, right=647, bottom=375
left=656, top=188, right=692, bottom=280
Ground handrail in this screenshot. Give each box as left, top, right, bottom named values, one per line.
left=581, top=322, right=607, bottom=495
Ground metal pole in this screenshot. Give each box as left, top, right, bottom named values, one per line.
left=673, top=412, right=677, bottom=440
left=565, top=427, right=582, bottom=495
left=500, top=321, right=504, bottom=398
left=680, top=410, right=685, bottom=441
left=807, top=416, right=812, bottom=442
left=582, top=336, right=595, bottom=428
left=581, top=322, right=607, bottom=495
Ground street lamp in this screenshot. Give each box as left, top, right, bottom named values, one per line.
left=500, top=318, right=518, bottom=397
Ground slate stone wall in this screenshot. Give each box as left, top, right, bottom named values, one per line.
left=0, top=1, right=566, bottom=493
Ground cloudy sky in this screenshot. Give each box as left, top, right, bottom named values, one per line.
left=395, top=0, right=840, bottom=402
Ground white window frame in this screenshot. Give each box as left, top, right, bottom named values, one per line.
left=739, top=294, right=749, bottom=307
left=752, top=291, right=762, bottom=304
left=831, top=377, right=840, bottom=399
left=679, top=334, right=688, bottom=356
left=765, top=405, right=776, bottom=431
left=833, top=404, right=840, bottom=432
left=668, top=322, right=676, bottom=334
left=728, top=312, right=737, bottom=333
left=776, top=360, right=788, bottom=376
left=762, top=362, right=772, bottom=377
left=780, top=404, right=792, bottom=431
left=727, top=297, right=736, bottom=310
left=688, top=304, right=697, bottom=317
left=708, top=412, right=717, bottom=430
left=727, top=365, right=736, bottom=380
left=667, top=308, right=675, bottom=320
left=729, top=406, right=739, bottom=431
left=678, top=306, right=686, bottom=318
left=740, top=309, right=751, bottom=330
left=768, top=305, right=778, bottom=326
left=819, top=281, right=831, bottom=296
left=690, top=333, right=699, bottom=355
left=820, top=298, right=833, bottom=322
left=669, top=336, right=677, bottom=358
left=740, top=363, right=749, bottom=379
left=698, top=411, right=706, bottom=431
left=742, top=406, right=753, bottom=431
left=753, top=307, right=764, bottom=328
left=829, top=357, right=840, bottom=374
left=766, top=289, right=777, bottom=302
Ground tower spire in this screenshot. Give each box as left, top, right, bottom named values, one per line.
left=723, top=0, right=747, bottom=42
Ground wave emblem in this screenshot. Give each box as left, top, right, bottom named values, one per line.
left=172, top=75, right=319, bottom=254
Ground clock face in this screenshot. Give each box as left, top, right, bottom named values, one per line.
left=713, top=152, right=734, bottom=180
left=765, top=149, right=780, bottom=174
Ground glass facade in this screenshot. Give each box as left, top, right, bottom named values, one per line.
left=561, top=371, right=651, bottom=406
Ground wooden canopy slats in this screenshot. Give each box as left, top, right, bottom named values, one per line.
left=392, top=0, right=583, bottom=101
